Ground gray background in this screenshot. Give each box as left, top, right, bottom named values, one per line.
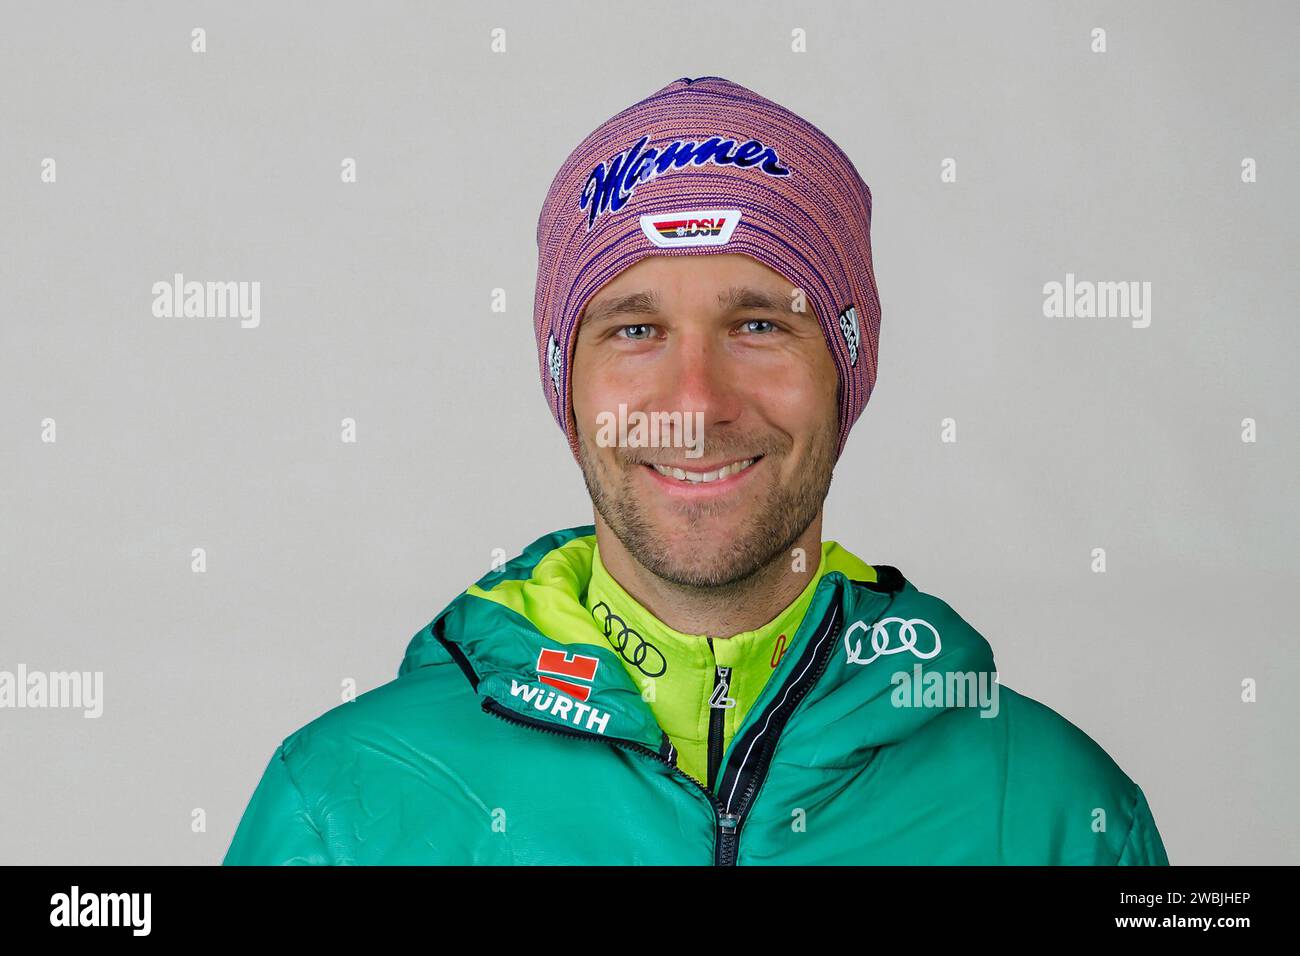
left=1, top=0, right=1296, bottom=865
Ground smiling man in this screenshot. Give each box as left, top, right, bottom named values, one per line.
left=573, top=254, right=838, bottom=607
left=224, top=76, right=1169, bottom=865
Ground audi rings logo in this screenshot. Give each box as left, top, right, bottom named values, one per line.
left=591, top=601, right=667, bottom=678
left=843, top=617, right=942, bottom=667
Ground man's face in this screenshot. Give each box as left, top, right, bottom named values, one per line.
left=571, top=253, right=840, bottom=589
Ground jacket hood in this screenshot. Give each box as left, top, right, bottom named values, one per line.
left=399, top=526, right=999, bottom=765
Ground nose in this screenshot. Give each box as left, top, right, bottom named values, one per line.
left=656, top=329, right=743, bottom=441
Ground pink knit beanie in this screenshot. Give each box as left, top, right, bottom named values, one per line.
left=533, top=75, right=881, bottom=460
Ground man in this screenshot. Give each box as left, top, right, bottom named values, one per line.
left=223, top=76, right=1169, bottom=865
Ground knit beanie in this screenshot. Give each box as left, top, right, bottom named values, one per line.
left=533, top=75, right=881, bottom=460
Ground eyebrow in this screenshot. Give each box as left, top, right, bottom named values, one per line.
left=583, top=290, right=662, bottom=326
left=718, top=286, right=807, bottom=316
left=582, top=285, right=810, bottom=325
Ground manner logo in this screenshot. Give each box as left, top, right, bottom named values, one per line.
left=580, top=133, right=791, bottom=229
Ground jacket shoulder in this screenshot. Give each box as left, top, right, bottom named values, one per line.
left=866, top=575, right=1168, bottom=865
left=875, top=575, right=1145, bottom=799
left=845, top=571, right=997, bottom=676
left=279, top=659, right=476, bottom=770
left=224, top=660, right=477, bottom=865
left=992, top=687, right=1169, bottom=864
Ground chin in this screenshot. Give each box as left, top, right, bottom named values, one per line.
left=647, top=508, right=745, bottom=548
left=636, top=526, right=768, bottom=589
left=644, top=554, right=743, bottom=590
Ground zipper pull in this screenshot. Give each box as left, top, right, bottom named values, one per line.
left=710, top=664, right=736, bottom=709
left=718, top=812, right=741, bottom=831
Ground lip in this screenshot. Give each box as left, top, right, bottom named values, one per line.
left=644, top=455, right=754, bottom=473
left=637, top=455, right=764, bottom=498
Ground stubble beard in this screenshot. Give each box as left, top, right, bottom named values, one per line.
left=576, top=419, right=838, bottom=593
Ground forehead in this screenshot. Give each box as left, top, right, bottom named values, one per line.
left=597, top=251, right=791, bottom=292
left=582, top=252, right=798, bottom=317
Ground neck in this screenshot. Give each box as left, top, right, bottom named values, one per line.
left=592, top=512, right=824, bottom=637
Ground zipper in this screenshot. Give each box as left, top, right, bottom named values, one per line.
left=480, top=696, right=735, bottom=863
left=711, top=595, right=849, bottom=865
left=444, top=576, right=895, bottom=865
left=477, top=585, right=856, bottom=866
left=705, top=637, right=732, bottom=792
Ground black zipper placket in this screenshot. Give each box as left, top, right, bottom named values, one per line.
left=705, top=637, right=729, bottom=792
left=711, top=594, right=848, bottom=866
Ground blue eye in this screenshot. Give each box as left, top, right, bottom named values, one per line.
left=742, top=319, right=777, bottom=334
left=620, top=324, right=653, bottom=339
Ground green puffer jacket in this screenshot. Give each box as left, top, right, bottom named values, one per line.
left=223, top=525, right=1170, bottom=865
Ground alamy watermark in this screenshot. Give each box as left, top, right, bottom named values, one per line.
left=151, top=272, right=260, bottom=328
left=890, top=664, right=1000, bottom=718
left=50, top=886, right=150, bottom=935
left=1042, top=272, right=1151, bottom=328
left=594, top=403, right=705, bottom=458
left=0, top=665, right=103, bottom=718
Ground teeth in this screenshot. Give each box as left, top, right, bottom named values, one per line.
left=652, top=458, right=756, bottom=484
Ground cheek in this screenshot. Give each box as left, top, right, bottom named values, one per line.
left=570, top=349, right=604, bottom=426
left=572, top=353, right=635, bottom=437
left=574, top=343, right=664, bottom=409
left=758, top=356, right=837, bottom=434
left=805, top=350, right=840, bottom=421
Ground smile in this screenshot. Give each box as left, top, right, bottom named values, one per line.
left=649, top=457, right=759, bottom=484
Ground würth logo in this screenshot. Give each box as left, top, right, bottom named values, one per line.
left=536, top=647, right=600, bottom=702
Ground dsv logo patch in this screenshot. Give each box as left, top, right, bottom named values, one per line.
left=591, top=601, right=667, bottom=677
left=639, top=209, right=741, bottom=247
left=843, top=617, right=942, bottom=667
